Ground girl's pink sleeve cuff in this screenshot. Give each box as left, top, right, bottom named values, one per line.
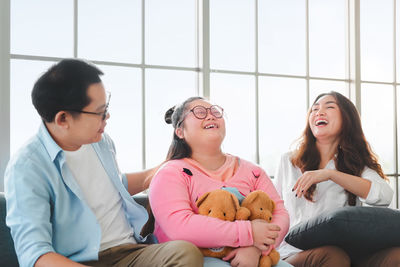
left=237, top=220, right=254, bottom=247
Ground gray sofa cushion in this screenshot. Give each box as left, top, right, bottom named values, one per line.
left=285, top=206, right=400, bottom=261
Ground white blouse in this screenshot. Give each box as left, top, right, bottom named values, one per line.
left=273, top=151, right=394, bottom=259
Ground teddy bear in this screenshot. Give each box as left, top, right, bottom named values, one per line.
left=195, top=189, right=251, bottom=258
left=241, top=190, right=280, bottom=267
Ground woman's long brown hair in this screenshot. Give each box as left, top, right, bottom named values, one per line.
left=291, top=91, right=386, bottom=205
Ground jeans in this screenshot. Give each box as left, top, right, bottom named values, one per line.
left=204, top=256, right=294, bottom=267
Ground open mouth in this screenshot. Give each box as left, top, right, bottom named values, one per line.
left=315, top=119, right=328, bottom=126
left=204, top=123, right=218, bottom=129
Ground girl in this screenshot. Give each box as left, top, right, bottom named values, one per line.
left=149, top=97, right=291, bottom=267
left=274, top=91, right=399, bottom=267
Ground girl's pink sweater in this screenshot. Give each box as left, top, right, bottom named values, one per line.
left=149, top=158, right=290, bottom=250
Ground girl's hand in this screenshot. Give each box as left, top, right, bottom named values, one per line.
left=250, top=220, right=280, bottom=251
left=292, top=169, right=332, bottom=198
left=223, top=246, right=261, bottom=267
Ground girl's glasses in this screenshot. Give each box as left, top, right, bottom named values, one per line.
left=178, top=105, right=224, bottom=126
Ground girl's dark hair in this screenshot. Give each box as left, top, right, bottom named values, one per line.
left=141, top=96, right=203, bottom=237
left=291, top=91, right=386, bottom=205
left=164, top=96, right=204, bottom=160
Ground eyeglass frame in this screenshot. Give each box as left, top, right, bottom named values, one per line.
left=177, top=105, right=224, bottom=126
left=64, top=91, right=111, bottom=121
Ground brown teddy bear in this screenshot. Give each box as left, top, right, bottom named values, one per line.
left=196, top=189, right=250, bottom=258
left=241, top=190, right=280, bottom=267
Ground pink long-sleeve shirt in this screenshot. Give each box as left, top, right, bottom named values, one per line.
left=149, top=157, right=290, bottom=250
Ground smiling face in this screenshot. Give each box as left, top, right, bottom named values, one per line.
left=176, top=99, right=226, bottom=151
left=308, top=94, right=342, bottom=142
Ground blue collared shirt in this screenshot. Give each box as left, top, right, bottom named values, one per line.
left=5, top=123, right=148, bottom=267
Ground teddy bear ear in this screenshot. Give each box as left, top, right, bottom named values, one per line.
left=242, top=191, right=259, bottom=206
left=229, top=194, right=240, bottom=210
left=271, top=198, right=276, bottom=212
left=196, top=192, right=210, bottom=208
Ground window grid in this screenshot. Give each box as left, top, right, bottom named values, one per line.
left=393, top=0, right=398, bottom=208
left=0, top=0, right=399, bottom=209
left=254, top=0, right=260, bottom=164
left=0, top=0, right=10, bottom=193
left=358, top=0, right=399, bottom=208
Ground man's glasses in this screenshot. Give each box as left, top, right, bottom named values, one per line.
left=65, top=92, right=111, bottom=121
left=178, top=105, right=224, bottom=126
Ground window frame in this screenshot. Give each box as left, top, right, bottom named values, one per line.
left=0, top=0, right=399, bottom=209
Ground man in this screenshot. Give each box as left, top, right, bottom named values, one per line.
left=5, top=59, right=203, bottom=267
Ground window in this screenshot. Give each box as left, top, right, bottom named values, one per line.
left=7, top=0, right=198, bottom=174
left=360, top=0, right=400, bottom=207
left=1, top=0, right=400, bottom=208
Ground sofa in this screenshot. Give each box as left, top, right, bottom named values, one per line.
left=0, top=192, right=149, bottom=267
left=0, top=192, right=19, bottom=267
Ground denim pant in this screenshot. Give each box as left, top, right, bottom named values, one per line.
left=204, top=256, right=294, bottom=267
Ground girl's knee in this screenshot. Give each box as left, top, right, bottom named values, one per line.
left=320, top=246, right=350, bottom=266
left=384, top=247, right=400, bottom=264
left=371, top=247, right=400, bottom=266
left=285, top=246, right=350, bottom=267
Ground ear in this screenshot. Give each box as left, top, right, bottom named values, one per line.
left=229, top=194, right=240, bottom=210
left=270, top=198, right=276, bottom=212
left=196, top=192, right=210, bottom=208
left=243, top=192, right=259, bottom=206
left=54, top=111, right=70, bottom=129
left=175, top=127, right=184, bottom=139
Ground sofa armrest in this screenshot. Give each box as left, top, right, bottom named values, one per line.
left=0, top=192, right=19, bottom=267
left=0, top=192, right=150, bottom=267
left=133, top=193, right=149, bottom=208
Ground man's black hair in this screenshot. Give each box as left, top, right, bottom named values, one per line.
left=31, top=58, right=104, bottom=122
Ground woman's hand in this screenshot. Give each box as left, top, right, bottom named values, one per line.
left=293, top=168, right=374, bottom=199
left=223, top=246, right=261, bottom=267
left=292, top=169, right=331, bottom=198
left=250, top=219, right=280, bottom=251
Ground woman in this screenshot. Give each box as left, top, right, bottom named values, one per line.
left=149, top=97, right=291, bottom=267
left=274, top=91, right=399, bottom=267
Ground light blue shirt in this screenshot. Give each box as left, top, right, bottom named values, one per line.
left=4, top=123, right=148, bottom=267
